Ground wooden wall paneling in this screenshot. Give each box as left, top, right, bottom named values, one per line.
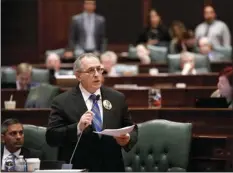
left=38, top=0, right=83, bottom=61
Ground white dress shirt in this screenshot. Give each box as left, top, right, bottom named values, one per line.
left=83, top=12, right=96, bottom=50
left=1, top=146, right=21, bottom=170
left=16, top=81, right=28, bottom=90
left=77, top=83, right=103, bottom=134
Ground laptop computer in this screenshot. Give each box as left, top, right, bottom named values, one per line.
left=195, top=97, right=229, bottom=108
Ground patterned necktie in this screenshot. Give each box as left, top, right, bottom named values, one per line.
left=5, top=153, right=16, bottom=171
left=89, top=94, right=102, bottom=132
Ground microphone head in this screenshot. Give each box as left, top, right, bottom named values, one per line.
left=96, top=94, right=100, bottom=101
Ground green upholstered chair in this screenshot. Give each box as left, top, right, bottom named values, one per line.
left=122, top=120, right=192, bottom=172
left=1, top=67, right=16, bottom=83
left=31, top=68, right=50, bottom=83
left=147, top=45, right=168, bottom=63
left=213, top=46, right=232, bottom=61
left=23, top=124, right=59, bottom=160
left=128, top=45, right=138, bottom=59
left=24, top=83, right=60, bottom=108
left=167, top=53, right=211, bottom=74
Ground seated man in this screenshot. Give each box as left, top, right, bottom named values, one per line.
left=100, top=51, right=119, bottom=76
left=2, top=63, right=38, bottom=90
left=46, top=53, right=73, bottom=77
left=198, top=37, right=225, bottom=61
left=1, top=119, right=41, bottom=171
left=101, top=51, right=138, bottom=76
left=180, top=52, right=196, bottom=75
left=136, top=44, right=151, bottom=64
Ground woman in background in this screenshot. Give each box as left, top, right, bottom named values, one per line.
left=136, top=9, right=171, bottom=47
left=211, top=66, right=233, bottom=108
left=169, top=21, right=196, bottom=53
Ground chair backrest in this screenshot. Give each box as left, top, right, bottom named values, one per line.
left=1, top=67, right=16, bottom=83
left=128, top=45, right=138, bottom=59
left=122, top=119, right=192, bottom=172
left=23, top=124, right=59, bottom=160
left=167, top=53, right=211, bottom=73
left=31, top=68, right=50, bottom=83
left=213, top=45, right=232, bottom=59
left=147, top=45, right=168, bottom=63
left=25, top=83, right=60, bottom=108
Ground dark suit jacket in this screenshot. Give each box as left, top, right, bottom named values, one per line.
left=69, top=12, right=105, bottom=52
left=46, top=85, right=138, bottom=172
left=1, top=144, right=42, bottom=167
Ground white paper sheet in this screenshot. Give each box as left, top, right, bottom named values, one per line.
left=93, top=125, right=135, bottom=137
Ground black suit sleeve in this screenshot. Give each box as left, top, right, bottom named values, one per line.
left=121, top=96, right=138, bottom=152
left=69, top=17, right=79, bottom=49
left=45, top=99, right=78, bottom=147
left=99, top=17, right=106, bottom=52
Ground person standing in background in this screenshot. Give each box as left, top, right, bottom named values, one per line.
left=195, top=5, right=231, bottom=47
left=69, top=0, right=105, bottom=55
left=136, top=9, right=171, bottom=47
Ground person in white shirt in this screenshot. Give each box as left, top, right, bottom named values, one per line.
left=136, top=44, right=151, bottom=64
left=100, top=51, right=119, bottom=77
left=1, top=119, right=40, bottom=171
left=46, top=53, right=73, bottom=77
left=180, top=52, right=197, bottom=75
left=195, top=5, right=231, bottom=47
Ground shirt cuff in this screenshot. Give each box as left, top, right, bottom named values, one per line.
left=77, top=123, right=82, bottom=135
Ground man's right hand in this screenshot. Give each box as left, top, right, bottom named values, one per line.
left=78, top=111, right=94, bottom=132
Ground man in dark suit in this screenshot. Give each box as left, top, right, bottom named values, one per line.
left=1, top=119, right=40, bottom=171
left=1, top=63, right=39, bottom=90
left=46, top=53, right=138, bottom=172
left=69, top=0, right=105, bottom=54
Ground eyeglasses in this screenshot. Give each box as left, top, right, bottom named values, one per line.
left=79, top=66, right=105, bottom=75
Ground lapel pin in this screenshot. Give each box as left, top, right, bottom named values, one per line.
left=103, top=100, right=112, bottom=110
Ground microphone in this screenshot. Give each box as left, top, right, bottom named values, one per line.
left=62, top=94, right=101, bottom=169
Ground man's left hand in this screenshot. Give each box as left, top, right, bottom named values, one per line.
left=114, top=133, right=130, bottom=147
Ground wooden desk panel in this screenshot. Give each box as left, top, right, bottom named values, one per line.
left=2, top=108, right=232, bottom=136
left=1, top=88, right=149, bottom=108
left=56, top=73, right=218, bottom=87
left=160, top=87, right=217, bottom=107
left=1, top=89, right=28, bottom=108
left=2, top=108, right=232, bottom=171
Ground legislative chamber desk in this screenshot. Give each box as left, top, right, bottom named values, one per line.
left=32, top=61, right=232, bottom=73
left=160, top=87, right=217, bottom=107
left=1, top=108, right=232, bottom=171
left=55, top=73, right=218, bottom=88
left=2, top=87, right=217, bottom=108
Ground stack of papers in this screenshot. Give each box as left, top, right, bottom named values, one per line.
left=94, top=125, right=135, bottom=137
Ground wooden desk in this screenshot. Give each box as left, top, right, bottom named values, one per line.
left=1, top=108, right=232, bottom=171
left=160, top=87, right=217, bottom=107
left=56, top=73, right=218, bottom=87
left=2, top=108, right=232, bottom=136
left=1, top=87, right=150, bottom=108
left=32, top=61, right=232, bottom=73
left=1, top=89, right=28, bottom=108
